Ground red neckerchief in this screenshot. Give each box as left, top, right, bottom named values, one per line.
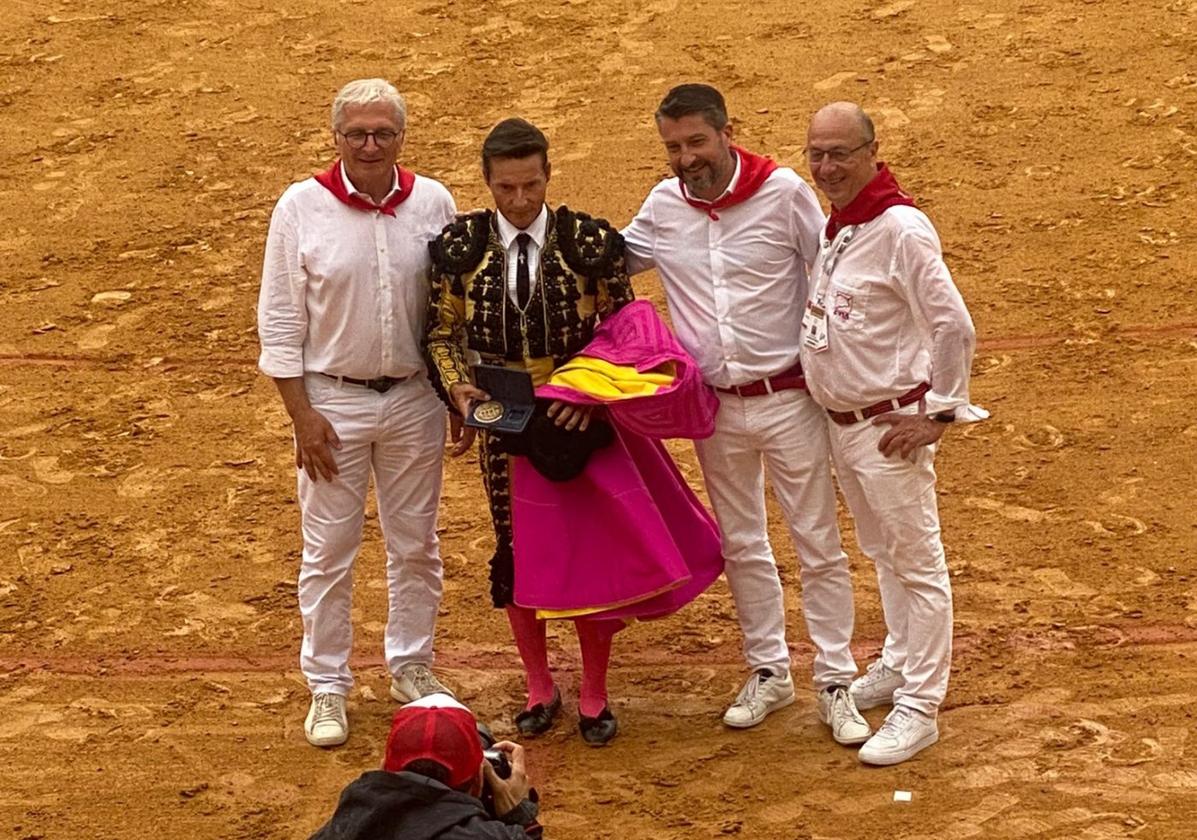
left=680, top=145, right=778, bottom=220
left=313, top=160, right=415, bottom=216
left=825, top=162, right=916, bottom=239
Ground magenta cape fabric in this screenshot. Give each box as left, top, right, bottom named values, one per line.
left=511, top=427, right=723, bottom=620
left=535, top=300, right=720, bottom=440
left=511, top=302, right=724, bottom=620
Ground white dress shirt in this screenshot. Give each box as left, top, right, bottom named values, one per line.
left=257, top=163, right=456, bottom=380
left=799, top=205, right=979, bottom=417
left=495, top=204, right=548, bottom=308
left=622, top=160, right=826, bottom=389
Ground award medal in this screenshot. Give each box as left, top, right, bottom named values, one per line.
left=472, top=400, right=505, bottom=424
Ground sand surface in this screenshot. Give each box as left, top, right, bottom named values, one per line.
left=2, top=0, right=1196, bottom=837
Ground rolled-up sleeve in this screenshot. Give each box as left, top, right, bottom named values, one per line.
left=621, top=194, right=657, bottom=276
left=257, top=195, right=307, bottom=378
left=897, top=227, right=977, bottom=415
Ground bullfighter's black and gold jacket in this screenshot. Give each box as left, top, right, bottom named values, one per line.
left=425, top=205, right=633, bottom=607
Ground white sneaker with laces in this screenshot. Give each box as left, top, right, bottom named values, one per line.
left=722, top=669, right=795, bottom=729
left=305, top=693, right=348, bottom=747
left=858, top=705, right=939, bottom=765
left=817, top=685, right=872, bottom=745
left=849, top=659, right=904, bottom=710
left=390, top=663, right=456, bottom=704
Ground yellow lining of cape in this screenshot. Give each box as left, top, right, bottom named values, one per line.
left=546, top=356, right=677, bottom=400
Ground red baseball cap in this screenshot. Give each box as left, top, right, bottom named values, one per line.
left=382, top=694, right=483, bottom=790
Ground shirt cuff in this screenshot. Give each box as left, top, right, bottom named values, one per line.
left=257, top=346, right=305, bottom=379
left=924, top=396, right=989, bottom=423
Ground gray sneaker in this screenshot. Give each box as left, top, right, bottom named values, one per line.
left=849, top=659, right=904, bottom=710
left=390, top=663, right=455, bottom=703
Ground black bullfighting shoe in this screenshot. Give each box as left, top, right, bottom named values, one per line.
left=514, top=687, right=562, bottom=736
left=578, top=707, right=618, bottom=746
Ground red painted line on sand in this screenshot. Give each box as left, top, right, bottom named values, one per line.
left=1, top=623, right=1191, bottom=678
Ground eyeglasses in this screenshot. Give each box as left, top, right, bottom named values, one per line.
left=804, top=140, right=872, bottom=164
left=337, top=129, right=401, bottom=149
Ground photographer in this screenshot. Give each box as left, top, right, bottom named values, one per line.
left=310, top=696, right=542, bottom=839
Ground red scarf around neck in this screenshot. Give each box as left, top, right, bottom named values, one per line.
left=680, top=145, right=778, bottom=220
left=314, top=160, right=415, bottom=216
left=825, top=162, right=916, bottom=239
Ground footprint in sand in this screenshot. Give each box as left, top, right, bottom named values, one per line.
left=77, top=323, right=115, bottom=350
left=1082, top=514, right=1148, bottom=537
left=964, top=496, right=1057, bottom=524
left=1031, top=568, right=1097, bottom=598
left=813, top=71, right=858, bottom=91
left=31, top=456, right=75, bottom=485
left=1012, top=424, right=1065, bottom=450
left=872, top=0, right=914, bottom=19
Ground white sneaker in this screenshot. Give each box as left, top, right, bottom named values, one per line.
left=817, top=685, right=872, bottom=745
left=849, top=660, right=904, bottom=710
left=858, top=705, right=939, bottom=765
left=722, top=669, right=795, bottom=729
left=304, top=693, right=348, bottom=747
left=390, top=663, right=456, bottom=704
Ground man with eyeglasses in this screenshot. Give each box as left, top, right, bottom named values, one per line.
left=622, top=84, right=871, bottom=746
left=257, top=78, right=457, bottom=748
left=799, top=101, right=984, bottom=765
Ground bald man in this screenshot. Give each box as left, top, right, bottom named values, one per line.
left=799, top=102, right=984, bottom=765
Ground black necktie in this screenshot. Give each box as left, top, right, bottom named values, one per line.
left=515, top=232, right=531, bottom=310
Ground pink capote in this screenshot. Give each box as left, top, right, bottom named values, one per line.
left=536, top=300, right=720, bottom=440
left=511, top=302, right=724, bottom=620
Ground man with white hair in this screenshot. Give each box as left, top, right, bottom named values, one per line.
left=258, top=78, right=457, bottom=747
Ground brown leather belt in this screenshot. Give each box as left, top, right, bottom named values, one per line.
left=319, top=372, right=412, bottom=393
left=717, top=362, right=807, bottom=398
left=827, top=383, right=931, bottom=425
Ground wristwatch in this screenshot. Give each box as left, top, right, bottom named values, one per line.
left=931, top=412, right=955, bottom=424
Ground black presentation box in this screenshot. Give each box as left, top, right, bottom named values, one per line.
left=463, top=364, right=535, bottom=434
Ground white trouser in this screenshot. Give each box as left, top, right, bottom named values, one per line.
left=694, top=387, right=857, bottom=689
left=828, top=403, right=953, bottom=715
left=297, top=373, right=447, bottom=696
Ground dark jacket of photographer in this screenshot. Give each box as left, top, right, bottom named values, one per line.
left=309, top=770, right=542, bottom=840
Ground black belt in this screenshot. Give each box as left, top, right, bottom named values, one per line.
left=318, top=372, right=412, bottom=393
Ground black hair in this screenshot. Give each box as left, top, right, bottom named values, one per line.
left=655, top=83, right=729, bottom=131
left=482, top=118, right=550, bottom=178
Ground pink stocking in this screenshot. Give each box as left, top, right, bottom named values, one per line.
left=575, top=618, right=623, bottom=717
left=505, top=605, right=556, bottom=708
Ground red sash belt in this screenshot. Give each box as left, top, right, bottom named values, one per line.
left=827, top=383, right=930, bottom=425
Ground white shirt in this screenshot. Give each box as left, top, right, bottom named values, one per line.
left=622, top=162, right=826, bottom=389
left=799, top=205, right=979, bottom=416
left=495, top=204, right=548, bottom=308
left=257, top=164, right=456, bottom=380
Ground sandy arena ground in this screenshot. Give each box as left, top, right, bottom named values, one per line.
left=2, top=0, right=1197, bottom=837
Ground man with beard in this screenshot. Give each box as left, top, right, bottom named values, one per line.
left=621, top=84, right=870, bottom=745
left=800, top=101, right=983, bottom=764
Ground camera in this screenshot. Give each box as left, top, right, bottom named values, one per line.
left=475, top=722, right=511, bottom=817
left=476, top=722, right=512, bottom=779
left=481, top=747, right=511, bottom=780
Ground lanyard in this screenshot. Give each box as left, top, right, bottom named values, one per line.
left=811, top=225, right=857, bottom=307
